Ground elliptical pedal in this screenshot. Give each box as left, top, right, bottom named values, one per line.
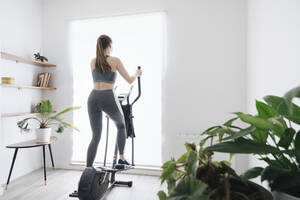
left=69, top=191, right=79, bottom=198
left=114, top=181, right=133, bottom=187
left=115, top=164, right=134, bottom=170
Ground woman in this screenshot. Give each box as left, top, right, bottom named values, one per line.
left=86, top=35, right=142, bottom=167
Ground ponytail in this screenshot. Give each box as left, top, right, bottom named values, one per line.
left=95, top=35, right=112, bottom=72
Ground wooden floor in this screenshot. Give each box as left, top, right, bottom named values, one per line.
left=0, top=168, right=164, bottom=200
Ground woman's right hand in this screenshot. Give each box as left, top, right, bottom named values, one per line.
left=136, top=69, right=142, bottom=77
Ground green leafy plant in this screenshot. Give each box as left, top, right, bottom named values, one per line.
left=158, top=141, right=271, bottom=200
left=202, top=86, right=300, bottom=198
left=34, top=52, right=48, bottom=62
left=17, top=100, right=80, bottom=133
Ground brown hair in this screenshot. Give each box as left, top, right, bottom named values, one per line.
left=95, top=35, right=112, bottom=72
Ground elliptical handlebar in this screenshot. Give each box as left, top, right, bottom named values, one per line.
left=126, top=85, right=134, bottom=105
left=131, top=66, right=141, bottom=106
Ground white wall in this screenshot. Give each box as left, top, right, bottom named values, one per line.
left=247, top=0, right=300, bottom=181
left=42, top=0, right=247, bottom=171
left=0, top=0, right=44, bottom=185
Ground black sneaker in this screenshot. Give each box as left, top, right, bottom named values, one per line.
left=118, top=159, right=130, bottom=165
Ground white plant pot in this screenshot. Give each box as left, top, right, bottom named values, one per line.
left=35, top=127, right=52, bottom=143
left=273, top=191, right=300, bottom=200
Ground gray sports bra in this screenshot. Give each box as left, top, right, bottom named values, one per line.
left=92, top=56, right=117, bottom=84
left=92, top=69, right=117, bottom=84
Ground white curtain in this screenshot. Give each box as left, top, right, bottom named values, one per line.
left=70, top=12, right=165, bottom=167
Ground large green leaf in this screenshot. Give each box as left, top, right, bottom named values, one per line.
left=240, top=167, right=264, bottom=181
left=261, top=165, right=290, bottom=182
left=157, top=190, right=167, bottom=200
left=17, top=117, right=42, bottom=131
left=202, top=126, right=235, bottom=138
left=259, top=157, right=283, bottom=168
left=278, top=128, right=296, bottom=149
left=271, top=173, right=300, bottom=192
left=283, top=104, right=300, bottom=125
left=168, top=175, right=208, bottom=200
left=264, top=95, right=300, bottom=125
left=41, top=100, right=53, bottom=114
left=205, top=138, right=281, bottom=154
left=203, top=127, right=224, bottom=137
left=264, top=95, right=290, bottom=115
left=223, top=126, right=256, bottom=141
left=161, top=160, right=176, bottom=184
left=185, top=150, right=198, bottom=175
left=220, top=160, right=232, bottom=167
left=199, top=136, right=210, bottom=148
left=294, top=131, right=300, bottom=151
left=201, top=126, right=221, bottom=135
left=262, top=166, right=300, bottom=193
left=234, top=112, right=284, bottom=133
left=167, top=176, right=177, bottom=194
left=284, top=86, right=300, bottom=101
left=294, top=131, right=300, bottom=163
left=256, top=100, right=276, bottom=118
left=54, top=119, right=80, bottom=132
left=184, top=143, right=196, bottom=152
left=218, top=132, right=224, bottom=143
left=250, top=129, right=268, bottom=144
left=50, top=106, right=81, bottom=119
left=223, top=117, right=238, bottom=126
left=277, top=117, right=288, bottom=129
left=176, top=152, right=188, bottom=164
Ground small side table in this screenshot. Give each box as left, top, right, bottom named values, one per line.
left=5, top=136, right=56, bottom=190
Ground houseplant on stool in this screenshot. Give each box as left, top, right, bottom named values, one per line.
left=17, top=100, right=80, bottom=142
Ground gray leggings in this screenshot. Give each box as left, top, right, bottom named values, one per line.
left=86, top=89, right=126, bottom=167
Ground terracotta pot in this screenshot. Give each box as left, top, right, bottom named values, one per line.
left=247, top=181, right=273, bottom=200
left=35, top=127, right=51, bottom=143
left=229, top=177, right=273, bottom=200
left=273, top=191, right=300, bottom=200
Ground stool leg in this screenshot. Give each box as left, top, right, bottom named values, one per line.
left=42, top=145, right=47, bottom=185
left=48, top=144, right=55, bottom=169
left=6, top=148, right=19, bottom=190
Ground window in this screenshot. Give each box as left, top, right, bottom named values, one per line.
left=70, top=12, right=165, bottom=167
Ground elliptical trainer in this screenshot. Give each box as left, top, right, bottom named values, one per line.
left=69, top=66, right=142, bottom=200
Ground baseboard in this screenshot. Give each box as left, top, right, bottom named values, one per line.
left=67, top=161, right=162, bottom=176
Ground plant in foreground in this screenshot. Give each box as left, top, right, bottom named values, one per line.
left=157, top=141, right=270, bottom=200
left=203, top=86, right=300, bottom=198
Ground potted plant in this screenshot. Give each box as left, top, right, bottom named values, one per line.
left=157, top=141, right=273, bottom=200
left=34, top=52, right=48, bottom=62
left=17, top=100, right=80, bottom=142
left=202, top=86, right=300, bottom=200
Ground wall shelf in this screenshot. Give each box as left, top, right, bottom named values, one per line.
left=2, top=111, right=57, bottom=118
left=0, top=51, right=56, bottom=67
left=0, top=84, right=56, bottom=90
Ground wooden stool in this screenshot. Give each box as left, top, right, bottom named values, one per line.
left=5, top=136, right=57, bottom=190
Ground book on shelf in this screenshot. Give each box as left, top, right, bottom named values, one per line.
left=43, top=72, right=48, bottom=87
left=37, top=72, right=51, bottom=88
left=44, top=72, right=50, bottom=87
left=45, top=72, right=50, bottom=87
left=37, top=73, right=44, bottom=87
